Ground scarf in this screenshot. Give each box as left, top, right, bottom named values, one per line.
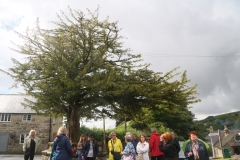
left=192, top=142, right=199, bottom=160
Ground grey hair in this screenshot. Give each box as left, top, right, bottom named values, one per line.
left=125, top=132, right=132, bottom=136
left=57, top=126, right=68, bottom=135
left=151, top=128, right=157, bottom=132
left=125, top=134, right=132, bottom=142
left=29, top=130, right=36, bottom=135
left=111, top=131, right=116, bottom=135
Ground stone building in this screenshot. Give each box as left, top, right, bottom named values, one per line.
left=207, top=126, right=240, bottom=158
left=0, top=94, right=62, bottom=154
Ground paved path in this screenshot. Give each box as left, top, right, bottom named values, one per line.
left=0, top=154, right=42, bottom=160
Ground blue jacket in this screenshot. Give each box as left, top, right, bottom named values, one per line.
left=53, top=134, right=72, bottom=160
left=184, top=140, right=209, bottom=160
left=131, top=139, right=138, bottom=154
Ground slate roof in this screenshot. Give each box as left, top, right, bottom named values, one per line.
left=214, top=133, right=236, bottom=149
left=0, top=94, right=36, bottom=114
left=206, top=130, right=240, bottom=146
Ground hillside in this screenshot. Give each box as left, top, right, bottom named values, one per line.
left=194, top=111, right=240, bottom=139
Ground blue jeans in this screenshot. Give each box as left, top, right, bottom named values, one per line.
left=78, top=150, right=83, bottom=160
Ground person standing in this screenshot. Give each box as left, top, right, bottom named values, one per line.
left=77, top=134, right=87, bottom=160
left=132, top=133, right=139, bottom=154
left=53, top=127, right=72, bottom=160
left=149, top=128, right=164, bottom=160
left=184, top=131, right=209, bottom=160
left=170, top=132, right=180, bottom=158
left=121, top=134, right=136, bottom=160
left=136, top=134, right=149, bottom=160
left=23, top=129, right=40, bottom=160
left=82, top=133, right=99, bottom=160
left=158, top=132, right=179, bottom=160
left=108, top=132, right=123, bottom=160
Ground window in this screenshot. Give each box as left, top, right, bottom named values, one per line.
left=234, top=135, right=240, bottom=142
left=20, top=133, right=29, bottom=144
left=22, top=114, right=31, bottom=121
left=1, top=114, right=11, bottom=122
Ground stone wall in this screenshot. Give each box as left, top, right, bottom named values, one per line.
left=0, top=113, right=62, bottom=154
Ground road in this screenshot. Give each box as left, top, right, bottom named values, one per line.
left=0, top=154, right=42, bottom=160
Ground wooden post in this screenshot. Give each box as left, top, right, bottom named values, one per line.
left=218, top=129, right=224, bottom=158
left=102, top=116, right=107, bottom=152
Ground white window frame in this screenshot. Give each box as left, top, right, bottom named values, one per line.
left=22, top=114, right=32, bottom=121
left=0, top=114, right=11, bottom=122
left=20, top=133, right=29, bottom=144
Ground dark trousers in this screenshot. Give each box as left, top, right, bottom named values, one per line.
left=151, top=155, right=163, bottom=160
left=86, top=157, right=95, bottom=160
left=24, top=153, right=34, bottom=160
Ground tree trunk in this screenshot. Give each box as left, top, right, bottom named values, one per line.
left=69, top=107, right=80, bottom=143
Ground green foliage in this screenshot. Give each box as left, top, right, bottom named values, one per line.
left=105, top=121, right=147, bottom=143
left=78, top=125, right=104, bottom=143
left=78, top=121, right=148, bottom=144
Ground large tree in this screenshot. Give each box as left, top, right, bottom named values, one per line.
left=1, top=7, right=144, bottom=142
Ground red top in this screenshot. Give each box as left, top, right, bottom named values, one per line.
left=149, top=132, right=164, bottom=156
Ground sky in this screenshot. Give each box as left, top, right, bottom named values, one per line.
left=0, top=0, right=240, bottom=129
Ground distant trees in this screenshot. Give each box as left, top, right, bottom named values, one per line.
left=1, top=7, right=201, bottom=142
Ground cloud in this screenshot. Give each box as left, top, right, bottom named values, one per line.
left=81, top=118, right=116, bottom=129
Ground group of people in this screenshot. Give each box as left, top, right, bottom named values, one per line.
left=22, top=127, right=99, bottom=160
left=107, top=131, right=149, bottom=160
left=22, top=127, right=209, bottom=160
left=106, top=128, right=209, bottom=160
left=50, top=127, right=99, bottom=160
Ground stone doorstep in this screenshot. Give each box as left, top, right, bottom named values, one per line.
left=42, top=150, right=51, bottom=156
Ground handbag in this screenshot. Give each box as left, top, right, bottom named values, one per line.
left=24, top=147, right=31, bottom=156
left=123, top=153, right=134, bottom=160
left=114, top=152, right=121, bottom=159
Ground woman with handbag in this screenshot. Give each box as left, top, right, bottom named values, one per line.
left=136, top=134, right=149, bottom=160
left=121, top=134, right=136, bottom=160
left=23, top=129, right=40, bottom=160
left=108, top=132, right=123, bottom=160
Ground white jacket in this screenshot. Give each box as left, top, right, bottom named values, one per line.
left=136, top=141, right=149, bottom=160
left=23, top=136, right=40, bottom=153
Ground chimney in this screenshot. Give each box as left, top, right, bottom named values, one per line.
left=209, top=126, right=213, bottom=132
left=224, top=125, right=230, bottom=137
